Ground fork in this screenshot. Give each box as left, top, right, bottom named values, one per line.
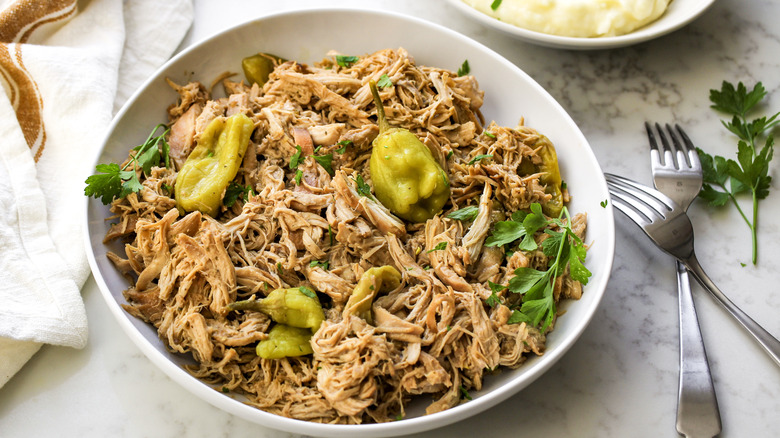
left=605, top=173, right=780, bottom=369
left=646, top=123, right=720, bottom=438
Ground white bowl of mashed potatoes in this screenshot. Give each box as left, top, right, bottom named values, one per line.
left=449, top=0, right=716, bottom=49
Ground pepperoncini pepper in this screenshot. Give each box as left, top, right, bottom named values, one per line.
left=175, top=113, right=254, bottom=217
left=535, top=136, right=563, bottom=217
left=228, top=287, right=325, bottom=332
left=518, top=135, right=564, bottom=217
left=368, top=81, right=450, bottom=222
left=241, top=53, right=286, bottom=86
left=345, top=265, right=402, bottom=324
left=255, top=324, right=314, bottom=359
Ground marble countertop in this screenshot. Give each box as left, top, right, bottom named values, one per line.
left=2, top=0, right=779, bottom=436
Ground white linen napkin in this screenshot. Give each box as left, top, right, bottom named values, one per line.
left=0, top=0, right=193, bottom=388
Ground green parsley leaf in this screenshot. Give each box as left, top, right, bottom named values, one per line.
left=484, top=202, right=545, bottom=249
left=446, top=205, right=479, bottom=221
left=223, top=182, right=254, bottom=207
left=313, top=153, right=334, bottom=176
left=486, top=290, right=500, bottom=308
left=294, top=169, right=303, bottom=185
left=468, top=154, right=493, bottom=165
left=354, top=174, right=374, bottom=199
left=289, top=145, right=303, bottom=170
left=427, top=242, right=448, bottom=253
left=457, top=60, right=470, bottom=77
left=336, top=139, right=352, bottom=154
left=600, top=199, right=608, bottom=208
left=310, top=260, right=330, bottom=270
left=377, top=74, right=393, bottom=88
left=507, top=310, right=531, bottom=325
left=491, top=0, right=503, bottom=10
left=298, top=286, right=317, bottom=298
left=85, top=163, right=125, bottom=204
left=485, top=220, right=525, bottom=248
left=335, top=55, right=359, bottom=67
left=488, top=281, right=506, bottom=293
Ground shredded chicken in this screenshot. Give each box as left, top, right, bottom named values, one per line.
left=107, top=48, right=587, bottom=424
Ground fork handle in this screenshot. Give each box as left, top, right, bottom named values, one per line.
left=683, top=254, right=780, bottom=367
left=675, top=261, right=721, bottom=438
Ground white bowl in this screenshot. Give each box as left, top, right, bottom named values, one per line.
left=84, top=7, right=615, bottom=437
left=447, top=0, right=716, bottom=50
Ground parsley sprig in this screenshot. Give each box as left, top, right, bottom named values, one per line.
left=85, top=124, right=171, bottom=204
left=488, top=203, right=590, bottom=331
left=698, top=81, right=778, bottom=264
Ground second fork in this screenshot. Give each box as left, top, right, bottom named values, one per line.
left=646, top=123, right=721, bottom=438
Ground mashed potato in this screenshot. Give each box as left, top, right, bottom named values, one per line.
left=462, top=0, right=671, bottom=38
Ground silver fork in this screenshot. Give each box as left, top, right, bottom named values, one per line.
left=646, top=123, right=720, bottom=438
left=605, top=173, right=780, bottom=369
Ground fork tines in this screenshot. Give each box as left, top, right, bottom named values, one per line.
left=646, top=122, right=701, bottom=170
left=605, top=173, right=679, bottom=225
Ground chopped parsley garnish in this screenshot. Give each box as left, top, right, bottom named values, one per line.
left=377, top=74, right=393, bottom=88
left=223, top=182, right=254, bottom=207
left=446, top=150, right=454, bottom=160
left=310, top=260, right=330, bottom=270
left=313, top=153, right=334, bottom=176
left=486, top=281, right=504, bottom=308
left=335, top=55, right=359, bottom=67
left=446, top=205, right=479, bottom=221
left=85, top=124, right=171, bottom=204
left=336, top=139, right=352, bottom=154
left=468, top=154, right=493, bottom=165
left=600, top=199, right=608, bottom=208
left=354, top=174, right=374, bottom=199
left=298, top=286, right=317, bottom=298
left=483, top=131, right=496, bottom=139
left=294, top=169, right=303, bottom=185
left=459, top=385, right=473, bottom=400
left=457, top=60, right=470, bottom=77
left=427, top=242, right=448, bottom=253
left=491, top=0, right=503, bottom=10
left=289, top=144, right=304, bottom=169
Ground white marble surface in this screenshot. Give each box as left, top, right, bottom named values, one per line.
left=2, top=0, right=780, bottom=436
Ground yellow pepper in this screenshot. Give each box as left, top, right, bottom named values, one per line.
left=535, top=136, right=563, bottom=217
left=345, top=265, right=401, bottom=324
left=255, top=324, right=314, bottom=359
left=368, top=81, right=450, bottom=222
left=518, top=135, right=563, bottom=217
left=241, top=53, right=286, bottom=86
left=175, top=113, right=254, bottom=216
left=228, top=287, right=325, bottom=332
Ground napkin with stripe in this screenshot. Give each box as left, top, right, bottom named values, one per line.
left=0, top=0, right=192, bottom=388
